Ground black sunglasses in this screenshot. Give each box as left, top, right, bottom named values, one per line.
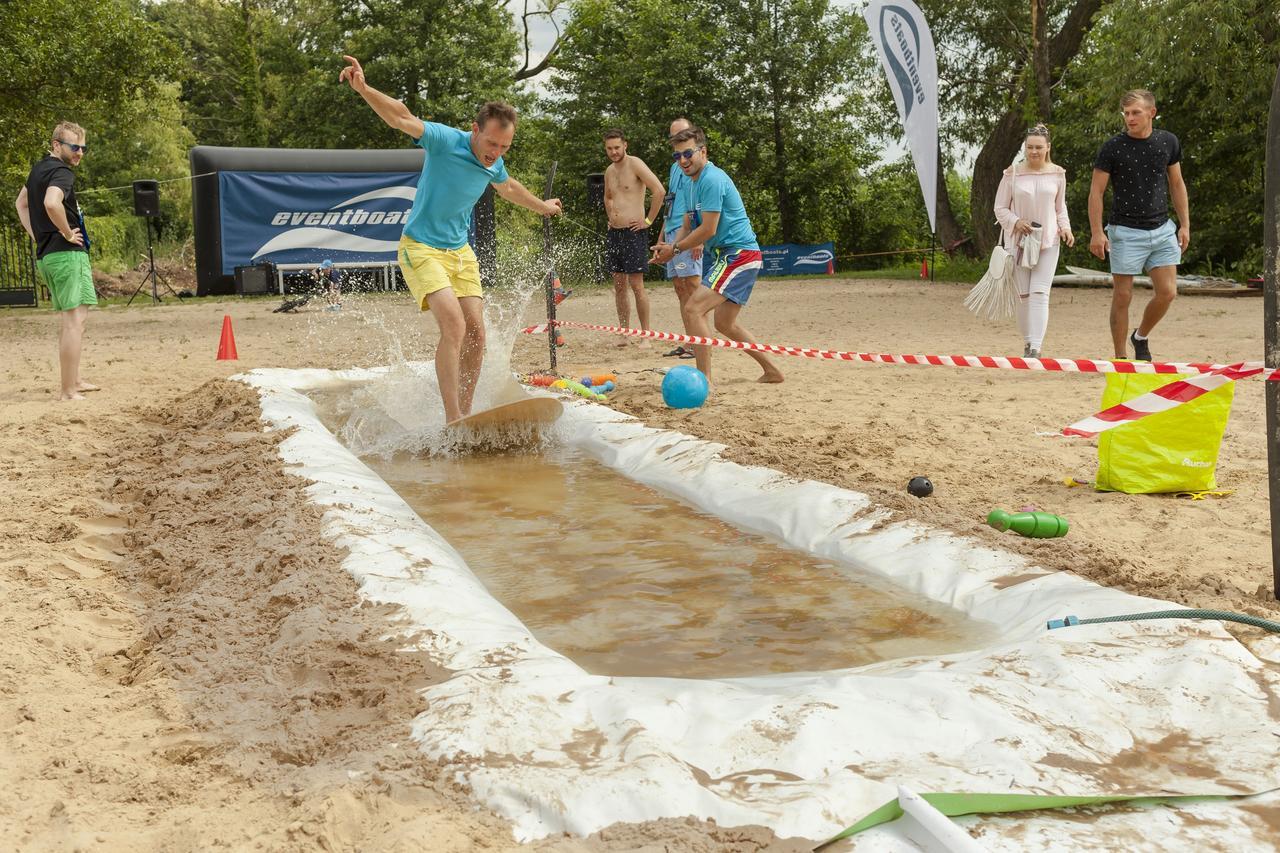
left=56, top=138, right=88, bottom=153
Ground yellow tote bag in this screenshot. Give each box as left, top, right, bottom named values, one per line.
left=1095, top=372, right=1234, bottom=494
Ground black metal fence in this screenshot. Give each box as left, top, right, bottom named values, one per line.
left=0, top=223, right=39, bottom=308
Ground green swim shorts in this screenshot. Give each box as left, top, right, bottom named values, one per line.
left=36, top=250, right=97, bottom=312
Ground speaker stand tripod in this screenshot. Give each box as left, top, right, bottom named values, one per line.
left=126, top=217, right=185, bottom=306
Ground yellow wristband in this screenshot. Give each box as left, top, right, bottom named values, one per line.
left=644, top=217, right=652, bottom=226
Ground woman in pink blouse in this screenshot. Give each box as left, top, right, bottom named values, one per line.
left=993, top=125, right=1075, bottom=358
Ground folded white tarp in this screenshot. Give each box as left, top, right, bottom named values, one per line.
left=243, top=366, right=1280, bottom=849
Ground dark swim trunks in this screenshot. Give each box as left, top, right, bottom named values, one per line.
left=606, top=227, right=649, bottom=274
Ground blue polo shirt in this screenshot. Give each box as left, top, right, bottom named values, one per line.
left=664, top=162, right=690, bottom=238
left=688, top=162, right=757, bottom=252
left=403, top=121, right=509, bottom=250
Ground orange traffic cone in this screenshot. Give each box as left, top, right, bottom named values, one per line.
left=826, top=259, right=834, bottom=275
left=920, top=258, right=929, bottom=279
left=217, top=315, right=238, bottom=360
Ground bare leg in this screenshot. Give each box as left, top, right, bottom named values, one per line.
left=1140, top=265, right=1178, bottom=336
left=427, top=288, right=467, bottom=423
left=612, top=272, right=630, bottom=346
left=58, top=305, right=88, bottom=400
left=629, top=273, right=651, bottom=346
left=673, top=276, right=698, bottom=308
left=713, top=301, right=783, bottom=383
left=681, top=287, right=723, bottom=379
left=1109, top=275, right=1134, bottom=359
left=457, top=296, right=486, bottom=416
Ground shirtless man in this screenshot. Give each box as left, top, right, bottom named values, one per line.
left=603, top=129, right=664, bottom=344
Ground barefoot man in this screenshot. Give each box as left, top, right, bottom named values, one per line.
left=16, top=122, right=99, bottom=401
left=340, top=56, right=562, bottom=423
left=603, top=129, right=664, bottom=345
left=651, top=126, right=783, bottom=386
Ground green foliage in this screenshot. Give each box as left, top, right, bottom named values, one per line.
left=546, top=0, right=873, bottom=265
left=86, top=213, right=149, bottom=273
left=0, top=0, right=180, bottom=205
left=1052, top=0, right=1280, bottom=274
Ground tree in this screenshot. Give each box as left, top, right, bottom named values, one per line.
left=722, top=0, right=870, bottom=243
left=1051, top=0, right=1280, bottom=271
left=0, top=0, right=179, bottom=195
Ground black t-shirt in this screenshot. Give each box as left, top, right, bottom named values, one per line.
left=24, top=155, right=87, bottom=258
left=1093, top=129, right=1182, bottom=230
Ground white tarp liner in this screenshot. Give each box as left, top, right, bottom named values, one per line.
left=242, top=366, right=1280, bottom=849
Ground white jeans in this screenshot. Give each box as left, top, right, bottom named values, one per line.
left=1013, top=244, right=1059, bottom=351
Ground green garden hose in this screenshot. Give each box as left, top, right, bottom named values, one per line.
left=1047, top=609, right=1280, bottom=633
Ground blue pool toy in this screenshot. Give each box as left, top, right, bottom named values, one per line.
left=661, top=365, right=709, bottom=409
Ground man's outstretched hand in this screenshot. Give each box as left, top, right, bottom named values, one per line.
left=339, top=55, right=367, bottom=92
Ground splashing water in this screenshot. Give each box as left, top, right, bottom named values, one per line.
left=312, top=243, right=561, bottom=458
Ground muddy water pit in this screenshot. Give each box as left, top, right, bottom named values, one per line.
left=321, top=428, right=996, bottom=678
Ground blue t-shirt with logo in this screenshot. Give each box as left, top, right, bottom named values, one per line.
left=664, top=162, right=690, bottom=238
left=687, top=162, right=757, bottom=252
left=404, top=121, right=508, bottom=250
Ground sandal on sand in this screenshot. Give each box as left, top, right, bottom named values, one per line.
left=663, top=346, right=687, bottom=357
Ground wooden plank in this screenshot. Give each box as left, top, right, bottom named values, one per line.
left=447, top=396, right=563, bottom=429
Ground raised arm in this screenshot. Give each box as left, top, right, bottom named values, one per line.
left=492, top=176, right=563, bottom=218
left=339, top=55, right=425, bottom=139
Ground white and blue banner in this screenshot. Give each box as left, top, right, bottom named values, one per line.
left=863, top=0, right=938, bottom=233
left=760, top=242, right=835, bottom=277
left=218, top=171, right=418, bottom=274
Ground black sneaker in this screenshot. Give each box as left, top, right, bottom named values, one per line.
left=1130, top=330, right=1151, bottom=362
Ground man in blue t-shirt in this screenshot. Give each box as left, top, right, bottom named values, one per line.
left=651, top=126, right=783, bottom=387
left=340, top=55, right=563, bottom=424
left=660, top=117, right=702, bottom=358
left=1087, top=88, right=1190, bottom=362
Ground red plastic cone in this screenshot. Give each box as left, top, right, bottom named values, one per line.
left=920, top=258, right=929, bottom=278
left=826, top=259, right=834, bottom=275
left=217, top=315, right=238, bottom=360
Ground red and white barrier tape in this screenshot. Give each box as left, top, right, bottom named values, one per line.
left=1061, top=362, right=1264, bottom=437
left=522, top=319, right=1277, bottom=380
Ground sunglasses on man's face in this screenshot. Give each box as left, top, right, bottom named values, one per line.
left=671, top=146, right=703, bottom=162
left=56, top=139, right=87, bottom=153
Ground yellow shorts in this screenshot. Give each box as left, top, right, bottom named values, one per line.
left=398, top=236, right=482, bottom=311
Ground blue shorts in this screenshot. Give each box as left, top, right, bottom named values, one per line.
left=664, top=230, right=702, bottom=279
left=1107, top=220, right=1180, bottom=275
left=703, top=248, right=763, bottom=306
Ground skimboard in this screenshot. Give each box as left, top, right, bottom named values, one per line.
left=447, top=395, right=563, bottom=429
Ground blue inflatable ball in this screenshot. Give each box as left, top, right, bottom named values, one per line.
left=661, top=365, right=709, bottom=409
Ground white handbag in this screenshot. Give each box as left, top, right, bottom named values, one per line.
left=1019, top=225, right=1043, bottom=268
left=963, top=244, right=1016, bottom=321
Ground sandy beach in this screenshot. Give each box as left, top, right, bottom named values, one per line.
left=1, top=274, right=1273, bottom=850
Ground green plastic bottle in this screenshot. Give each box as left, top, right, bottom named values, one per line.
left=986, top=509, right=1069, bottom=538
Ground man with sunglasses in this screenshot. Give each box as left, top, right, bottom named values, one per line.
left=339, top=55, right=563, bottom=424
left=660, top=117, right=701, bottom=358
left=15, top=121, right=99, bottom=401
left=651, top=127, right=783, bottom=386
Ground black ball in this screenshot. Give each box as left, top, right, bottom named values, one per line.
left=907, top=476, right=934, bottom=498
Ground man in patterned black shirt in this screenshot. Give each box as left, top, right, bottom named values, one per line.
left=1087, top=89, right=1190, bottom=362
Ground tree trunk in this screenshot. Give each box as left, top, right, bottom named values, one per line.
left=970, top=0, right=1107, bottom=256
left=934, top=142, right=972, bottom=255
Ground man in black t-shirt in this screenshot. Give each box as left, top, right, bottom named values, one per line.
left=15, top=121, right=99, bottom=400
left=1088, top=89, right=1190, bottom=362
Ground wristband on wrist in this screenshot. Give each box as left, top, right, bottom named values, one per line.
left=644, top=217, right=652, bottom=226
